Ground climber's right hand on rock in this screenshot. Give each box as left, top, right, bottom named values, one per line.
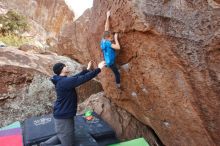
left=106, top=11, right=111, bottom=18
left=114, top=33, right=118, bottom=40
left=98, top=61, right=106, bottom=69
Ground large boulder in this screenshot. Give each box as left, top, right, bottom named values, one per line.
left=0, top=47, right=103, bottom=126
left=58, top=0, right=220, bottom=146
left=78, top=92, right=163, bottom=146
left=58, top=9, right=92, bottom=64
left=0, top=0, right=74, bottom=38
left=0, top=0, right=74, bottom=48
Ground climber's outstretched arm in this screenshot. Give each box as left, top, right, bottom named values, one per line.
left=111, top=33, right=120, bottom=50
left=105, top=11, right=111, bottom=31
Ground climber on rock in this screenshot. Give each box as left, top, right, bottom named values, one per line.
left=100, top=10, right=121, bottom=88
left=40, top=60, right=106, bottom=146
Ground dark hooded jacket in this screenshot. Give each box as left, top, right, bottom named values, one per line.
left=51, top=68, right=101, bottom=119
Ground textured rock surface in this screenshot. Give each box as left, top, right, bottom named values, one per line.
left=78, top=92, right=163, bottom=146
left=58, top=9, right=92, bottom=64
left=0, top=0, right=74, bottom=37
left=1, top=0, right=219, bottom=145
left=0, top=47, right=103, bottom=126
left=0, top=1, right=7, bottom=14
left=59, top=0, right=220, bottom=146
left=0, top=0, right=74, bottom=48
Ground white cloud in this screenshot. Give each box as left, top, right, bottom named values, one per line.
left=65, top=0, right=93, bottom=19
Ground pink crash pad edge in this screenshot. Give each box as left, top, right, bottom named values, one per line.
left=0, top=134, right=23, bottom=146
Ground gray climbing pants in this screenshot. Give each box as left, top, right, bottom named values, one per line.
left=40, top=118, right=75, bottom=146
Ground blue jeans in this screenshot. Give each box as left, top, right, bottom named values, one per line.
left=109, top=64, right=120, bottom=84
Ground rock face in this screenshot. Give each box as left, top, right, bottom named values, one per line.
left=0, top=47, right=103, bottom=126
left=59, top=0, right=220, bottom=146
left=78, top=92, right=163, bottom=146
left=0, top=0, right=74, bottom=37
left=0, top=0, right=74, bottom=48
left=58, top=9, right=92, bottom=63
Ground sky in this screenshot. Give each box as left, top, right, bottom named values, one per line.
left=65, top=0, right=93, bottom=19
